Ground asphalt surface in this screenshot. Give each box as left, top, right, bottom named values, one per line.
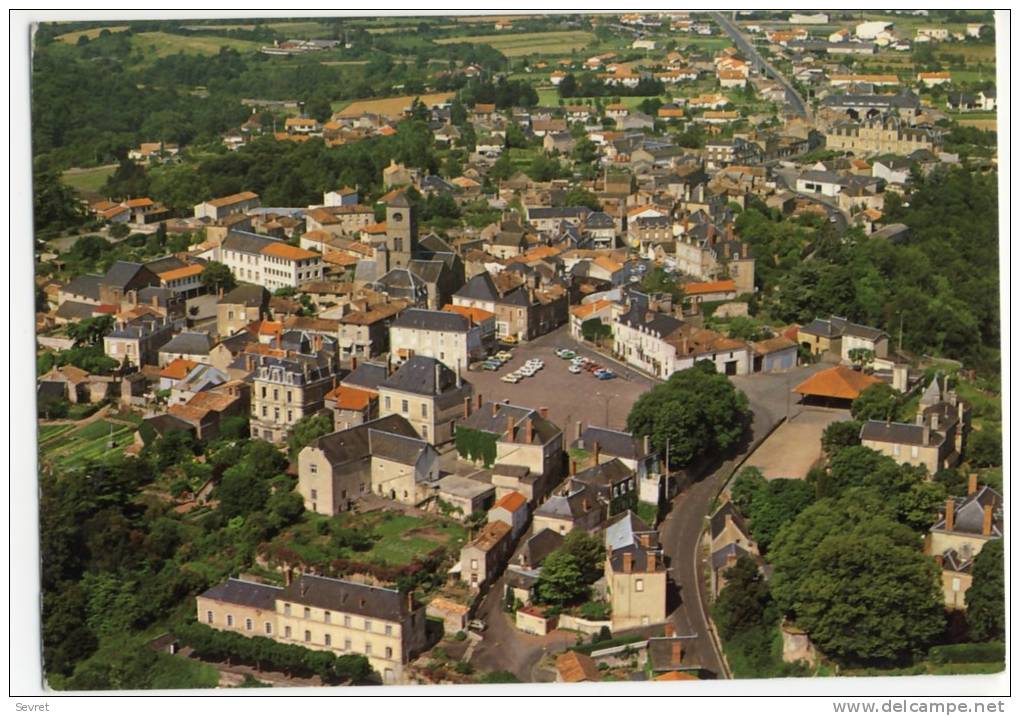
left=656, top=365, right=826, bottom=678
left=711, top=12, right=810, bottom=120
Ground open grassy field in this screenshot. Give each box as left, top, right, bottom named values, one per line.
left=434, top=30, right=595, bottom=57
left=61, top=164, right=117, bottom=194
left=132, top=31, right=262, bottom=59
left=53, top=25, right=130, bottom=43
left=39, top=416, right=141, bottom=470
left=334, top=91, right=455, bottom=118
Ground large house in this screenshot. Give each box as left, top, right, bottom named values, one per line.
left=377, top=355, right=473, bottom=445
left=194, top=191, right=261, bottom=220
left=196, top=574, right=427, bottom=683
left=604, top=511, right=667, bottom=629
left=298, top=413, right=440, bottom=514
left=388, top=308, right=486, bottom=374
left=797, top=315, right=889, bottom=361
left=452, top=272, right=568, bottom=342
left=218, top=231, right=324, bottom=290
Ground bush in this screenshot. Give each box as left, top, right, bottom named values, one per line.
left=453, top=631, right=467, bottom=642
left=579, top=601, right=611, bottom=621
left=928, top=642, right=1005, bottom=664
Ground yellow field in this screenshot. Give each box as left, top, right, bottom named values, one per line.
left=454, top=15, right=539, bottom=23
left=335, top=92, right=456, bottom=119
left=54, top=25, right=130, bottom=43
left=434, top=30, right=595, bottom=57
left=958, top=118, right=997, bottom=131
left=131, top=31, right=261, bottom=58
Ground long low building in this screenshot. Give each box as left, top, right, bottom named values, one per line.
left=197, top=574, right=427, bottom=684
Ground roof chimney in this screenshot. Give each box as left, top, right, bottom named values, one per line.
left=525, top=418, right=534, bottom=443
left=152, top=294, right=159, bottom=308
left=623, top=552, right=633, bottom=573
left=506, top=414, right=515, bottom=442
left=671, top=641, right=682, bottom=666
left=577, top=421, right=584, bottom=443
left=982, top=504, right=994, bottom=536
left=300, top=581, right=308, bottom=597
left=492, top=402, right=499, bottom=418
left=351, top=355, right=358, bottom=371
left=664, top=623, right=675, bottom=638
left=539, top=406, right=549, bottom=419
left=456, top=359, right=462, bottom=388
left=944, top=498, right=955, bottom=532
left=570, top=460, right=577, bottom=476
left=968, top=474, right=978, bottom=496
left=463, top=396, right=471, bottom=419
left=593, top=440, right=600, bottom=464
left=643, top=434, right=651, bottom=455
left=648, top=552, right=657, bottom=572
left=477, top=393, right=483, bottom=410
left=406, top=591, right=414, bottom=612
left=434, top=361, right=442, bottom=392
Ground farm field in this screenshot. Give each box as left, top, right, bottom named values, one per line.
left=434, top=30, right=595, bottom=57
left=131, top=31, right=262, bottom=60
left=39, top=415, right=141, bottom=470
left=54, top=25, right=130, bottom=43
left=60, top=164, right=117, bottom=194
left=334, top=91, right=455, bottom=118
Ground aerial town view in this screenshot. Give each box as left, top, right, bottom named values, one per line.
left=26, top=10, right=1004, bottom=694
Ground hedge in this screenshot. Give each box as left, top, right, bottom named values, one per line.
left=928, top=642, right=1005, bottom=664
left=174, top=621, right=376, bottom=685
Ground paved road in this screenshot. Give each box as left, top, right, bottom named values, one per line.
left=711, top=12, right=810, bottom=120
left=657, top=365, right=825, bottom=678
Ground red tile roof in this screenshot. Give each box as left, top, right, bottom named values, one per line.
left=793, top=365, right=882, bottom=400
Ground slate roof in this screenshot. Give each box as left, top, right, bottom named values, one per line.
left=222, top=230, right=279, bottom=255
left=62, top=274, right=102, bottom=301
left=343, top=361, right=390, bottom=391
left=604, top=510, right=654, bottom=552
left=200, top=578, right=284, bottom=610
left=459, top=402, right=561, bottom=444
left=711, top=542, right=750, bottom=571
left=534, top=480, right=599, bottom=521
left=608, top=543, right=662, bottom=573
left=102, top=261, right=154, bottom=290
left=616, top=305, right=683, bottom=339
left=309, top=414, right=420, bottom=466
left=379, top=355, right=463, bottom=396
left=710, top=502, right=751, bottom=541
left=160, top=332, right=213, bottom=356
left=520, top=528, right=564, bottom=568
left=279, top=574, right=411, bottom=621
left=860, top=420, right=930, bottom=447
left=55, top=300, right=98, bottom=321
left=573, top=426, right=646, bottom=460
left=220, top=284, right=269, bottom=307
left=572, top=458, right=634, bottom=493
left=406, top=259, right=446, bottom=284
left=368, top=428, right=431, bottom=467
left=931, top=485, right=1003, bottom=538
left=392, top=308, right=469, bottom=333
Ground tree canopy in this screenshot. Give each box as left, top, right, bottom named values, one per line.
left=966, top=539, right=1004, bottom=642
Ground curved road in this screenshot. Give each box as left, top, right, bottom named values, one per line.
left=711, top=12, right=810, bottom=120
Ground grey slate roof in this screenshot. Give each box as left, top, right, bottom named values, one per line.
left=220, top=284, right=270, bottom=307
left=534, top=480, right=599, bottom=521
left=392, top=308, right=468, bottom=333
left=860, top=420, right=929, bottom=447
left=604, top=510, right=654, bottom=552
left=343, top=361, right=390, bottom=391
left=380, top=355, right=462, bottom=396
left=279, top=574, right=411, bottom=621
left=520, top=529, right=564, bottom=568
left=200, top=578, right=283, bottom=610
left=710, top=502, right=751, bottom=541
left=367, top=428, right=431, bottom=467
left=222, top=230, right=280, bottom=255
left=616, top=305, right=683, bottom=338
left=931, top=485, right=1003, bottom=537
left=573, top=426, right=647, bottom=460
left=103, top=261, right=156, bottom=290
left=55, top=301, right=97, bottom=321
left=459, top=402, right=561, bottom=445
left=159, top=332, right=213, bottom=356
left=61, top=274, right=102, bottom=301
left=311, top=414, right=420, bottom=467
left=406, top=259, right=446, bottom=284
left=711, top=542, right=750, bottom=571
left=572, top=458, right=634, bottom=494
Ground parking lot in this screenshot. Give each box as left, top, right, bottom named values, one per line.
left=465, top=325, right=658, bottom=436
left=741, top=406, right=849, bottom=480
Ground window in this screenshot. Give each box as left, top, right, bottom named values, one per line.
left=344, top=615, right=351, bottom=627
left=304, top=607, right=311, bottom=619
left=365, top=643, right=373, bottom=656
left=323, top=610, right=331, bottom=623
left=384, top=668, right=395, bottom=683
left=304, top=630, right=312, bottom=643
left=310, top=465, right=317, bottom=475
left=287, top=410, right=293, bottom=422
left=245, top=618, right=253, bottom=631
left=401, top=400, right=409, bottom=414
left=952, top=578, right=961, bottom=592
left=365, top=620, right=372, bottom=632
left=274, top=389, right=279, bottom=401
left=284, top=626, right=292, bottom=638
left=385, top=397, right=391, bottom=410
left=892, top=444, right=901, bottom=456
left=287, top=390, right=292, bottom=403
left=311, top=489, right=318, bottom=500
left=421, top=403, right=428, bottom=417
left=284, top=603, right=292, bottom=616
left=911, top=445, right=919, bottom=458
left=265, top=622, right=273, bottom=635
left=385, top=647, right=393, bottom=659
left=385, top=625, right=393, bottom=636
left=226, top=614, right=234, bottom=627
left=635, top=579, right=644, bottom=592
left=324, top=634, right=332, bottom=647
left=206, top=611, right=214, bottom=624
left=261, top=406, right=268, bottom=417
left=344, top=638, right=352, bottom=651
left=470, top=559, right=478, bottom=570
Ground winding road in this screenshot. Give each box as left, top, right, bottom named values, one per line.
left=711, top=12, right=811, bottom=120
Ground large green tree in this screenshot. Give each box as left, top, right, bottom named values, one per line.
left=535, top=551, right=588, bottom=606
left=287, top=413, right=334, bottom=460
left=712, top=555, right=775, bottom=641
left=966, top=539, right=1004, bottom=641
left=850, top=383, right=903, bottom=422
left=560, top=530, right=605, bottom=584
left=731, top=468, right=815, bottom=552
left=201, top=261, right=236, bottom=293
left=626, top=362, right=748, bottom=468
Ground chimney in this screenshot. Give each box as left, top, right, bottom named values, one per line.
left=539, top=406, right=549, bottom=419
left=285, top=568, right=293, bottom=586
left=576, top=421, right=584, bottom=443
left=671, top=641, right=682, bottom=666
left=934, top=554, right=944, bottom=568
left=300, top=581, right=308, bottom=597
left=434, top=362, right=442, bottom=392
left=944, top=499, right=955, bottom=532
left=314, top=334, right=323, bottom=352
left=966, top=473, right=978, bottom=496
left=683, top=214, right=689, bottom=234
left=456, top=359, right=462, bottom=388
left=724, top=513, right=733, bottom=530
left=506, top=414, right=515, bottom=442
left=245, top=354, right=255, bottom=372
left=982, top=505, right=994, bottom=536
left=218, top=286, right=224, bottom=299
left=726, top=223, right=734, bottom=243
left=570, top=460, right=577, bottom=476
left=723, top=241, right=731, bottom=259
left=593, top=440, right=601, bottom=464
left=406, top=591, right=414, bottom=612
left=476, top=393, right=483, bottom=410
left=930, top=413, right=939, bottom=432
left=623, top=552, right=633, bottom=573
left=707, top=223, right=715, bottom=243
left=152, top=294, right=159, bottom=308
left=525, top=418, right=533, bottom=444
left=492, top=402, right=499, bottom=418
left=463, top=396, right=471, bottom=419
left=664, top=623, right=675, bottom=638
left=643, top=434, right=651, bottom=455
left=648, top=552, right=657, bottom=572
left=351, top=355, right=357, bottom=371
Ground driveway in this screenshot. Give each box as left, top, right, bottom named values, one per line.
left=657, top=364, right=827, bottom=678
left=743, top=407, right=849, bottom=480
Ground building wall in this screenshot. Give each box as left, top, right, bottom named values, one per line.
left=861, top=438, right=941, bottom=474
left=389, top=325, right=472, bottom=373
left=941, top=569, right=973, bottom=610
left=607, top=568, right=667, bottom=630
left=928, top=531, right=995, bottom=563
left=532, top=514, right=574, bottom=536
left=196, top=596, right=278, bottom=638
left=217, top=303, right=262, bottom=338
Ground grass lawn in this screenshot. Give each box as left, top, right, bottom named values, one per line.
left=61, top=164, right=117, bottom=194
left=39, top=418, right=137, bottom=469
left=434, top=30, right=595, bottom=57
left=635, top=501, right=659, bottom=527
left=131, top=32, right=261, bottom=61
left=507, top=147, right=541, bottom=170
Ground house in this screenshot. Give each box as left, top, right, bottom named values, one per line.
left=38, top=365, right=120, bottom=405
left=103, top=312, right=175, bottom=367
left=194, top=191, right=260, bottom=220
left=555, top=651, right=601, bottom=683
left=388, top=308, right=485, bottom=374
left=532, top=479, right=602, bottom=535
left=648, top=632, right=701, bottom=676
left=456, top=400, right=564, bottom=503
left=217, top=285, right=270, bottom=337
left=795, top=170, right=847, bottom=198
left=219, top=231, right=325, bottom=290
left=750, top=336, right=799, bottom=373
left=797, top=315, right=889, bottom=360
left=435, top=474, right=495, bottom=520
left=604, top=511, right=667, bottom=629
left=573, top=425, right=664, bottom=506
left=860, top=376, right=970, bottom=474
left=382, top=160, right=417, bottom=188
left=487, top=491, right=529, bottom=538
left=298, top=413, right=440, bottom=513
left=196, top=574, right=427, bottom=684
left=855, top=21, right=892, bottom=39
left=926, top=476, right=1002, bottom=610
left=918, top=71, right=951, bottom=88
left=128, top=141, right=180, bottom=163
left=285, top=116, right=321, bottom=134
left=460, top=520, right=513, bottom=589
left=452, top=272, right=568, bottom=342
left=709, top=501, right=760, bottom=596
left=570, top=458, right=638, bottom=517
left=246, top=339, right=340, bottom=443
left=338, top=301, right=406, bottom=361
left=683, top=279, right=737, bottom=304
left=825, top=116, right=940, bottom=156
left=158, top=331, right=213, bottom=367
left=543, top=131, right=576, bottom=155
left=377, top=355, right=473, bottom=446
left=516, top=528, right=565, bottom=571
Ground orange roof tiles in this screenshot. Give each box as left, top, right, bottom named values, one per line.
left=124, top=197, right=155, bottom=208
left=377, top=125, right=397, bottom=136
left=683, top=279, right=736, bottom=295
left=556, top=651, right=601, bottom=683
left=187, top=391, right=238, bottom=412
left=326, top=385, right=378, bottom=411
left=571, top=299, right=614, bottom=319
left=324, top=251, right=361, bottom=267
left=158, top=264, right=204, bottom=281
left=260, top=243, right=319, bottom=261
left=362, top=222, right=388, bottom=235
left=207, top=191, right=258, bottom=208
left=655, top=671, right=699, bottom=681
left=793, top=365, right=882, bottom=400
left=492, top=491, right=527, bottom=513
left=442, top=304, right=495, bottom=324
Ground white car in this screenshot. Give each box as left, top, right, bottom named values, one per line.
left=501, top=373, right=520, bottom=383
left=568, top=364, right=583, bottom=374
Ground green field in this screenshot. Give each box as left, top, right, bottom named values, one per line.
left=39, top=417, right=141, bottom=469
left=434, top=30, right=595, bottom=57
left=54, top=25, right=130, bottom=43
left=132, top=31, right=262, bottom=59
left=61, top=164, right=117, bottom=194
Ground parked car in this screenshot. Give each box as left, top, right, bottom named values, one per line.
left=568, top=364, right=583, bottom=374
left=595, top=370, right=616, bottom=380
left=501, top=374, right=521, bottom=383
left=499, top=335, right=518, bottom=345
left=482, top=360, right=501, bottom=371
left=468, top=619, right=486, bottom=632
left=555, top=348, right=576, bottom=359
left=496, top=351, right=513, bottom=362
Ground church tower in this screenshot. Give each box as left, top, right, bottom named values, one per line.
left=385, top=192, right=416, bottom=270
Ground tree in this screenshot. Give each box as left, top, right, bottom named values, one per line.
left=712, top=555, right=775, bottom=640
left=287, top=413, right=334, bottom=460
left=734, top=474, right=816, bottom=553
left=65, top=314, right=114, bottom=348
left=557, top=73, right=577, bottom=98
left=783, top=529, right=945, bottom=665
left=561, top=186, right=600, bottom=211
left=639, top=266, right=683, bottom=303
left=33, top=169, right=86, bottom=237
left=561, top=531, right=605, bottom=584
left=108, top=222, right=130, bottom=239
left=626, top=362, right=749, bottom=468
left=850, top=382, right=903, bottom=422
left=847, top=347, right=875, bottom=370
left=966, top=539, right=1004, bottom=641
left=535, top=551, right=588, bottom=606
left=821, top=420, right=862, bottom=457
left=822, top=445, right=922, bottom=500
left=479, top=670, right=520, bottom=683
left=580, top=317, right=612, bottom=344
left=201, top=261, right=236, bottom=292
left=967, top=428, right=1002, bottom=467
